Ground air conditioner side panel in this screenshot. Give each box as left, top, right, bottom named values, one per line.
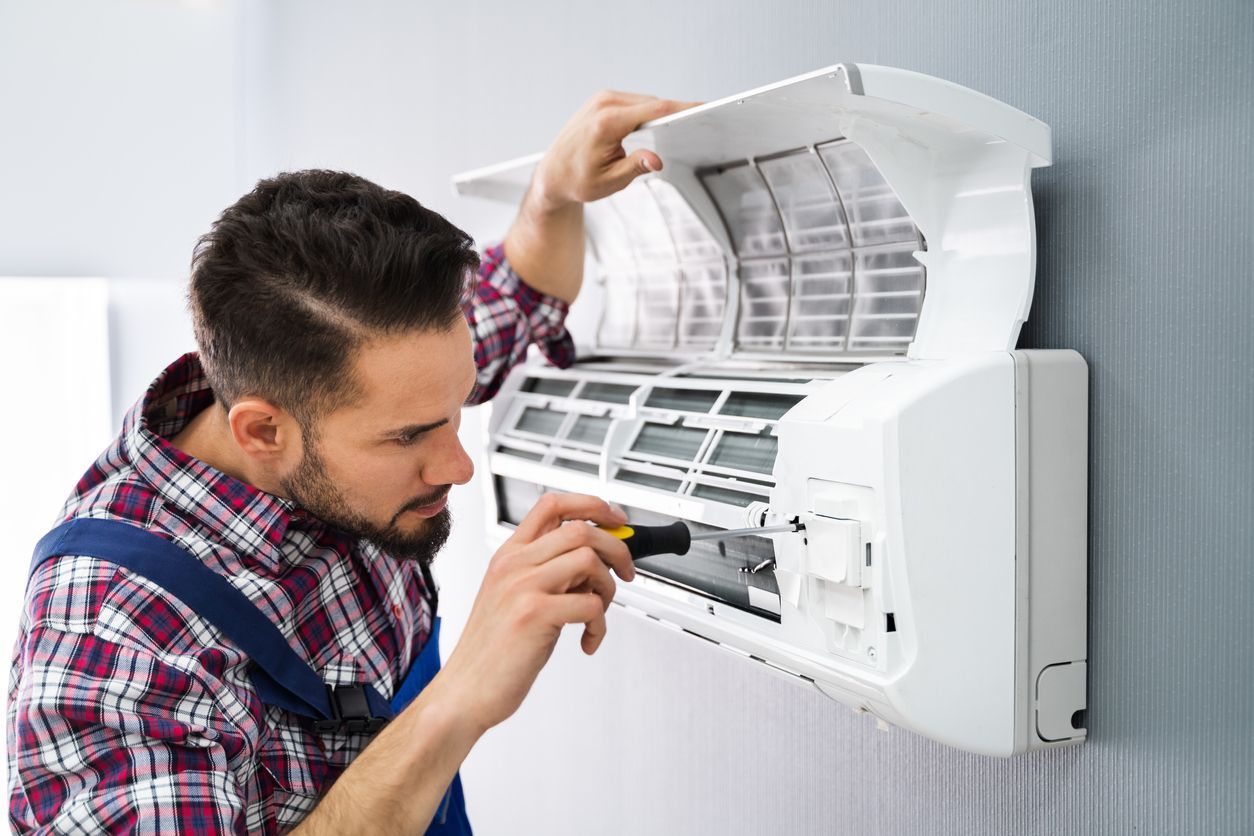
left=775, top=354, right=1018, bottom=755
left=887, top=354, right=1017, bottom=754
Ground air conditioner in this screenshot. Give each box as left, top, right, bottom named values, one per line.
left=454, top=64, right=1088, bottom=757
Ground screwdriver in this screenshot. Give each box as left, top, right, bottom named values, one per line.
left=599, top=521, right=800, bottom=560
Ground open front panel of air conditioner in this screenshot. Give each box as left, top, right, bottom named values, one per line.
left=456, top=64, right=1088, bottom=757
left=582, top=142, right=927, bottom=357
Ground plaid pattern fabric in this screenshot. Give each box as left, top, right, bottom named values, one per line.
left=7, top=248, right=574, bottom=834
left=468, top=244, right=574, bottom=403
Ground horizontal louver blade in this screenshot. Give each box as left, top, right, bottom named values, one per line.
left=708, top=431, right=778, bottom=474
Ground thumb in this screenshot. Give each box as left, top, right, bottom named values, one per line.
left=603, top=149, right=662, bottom=194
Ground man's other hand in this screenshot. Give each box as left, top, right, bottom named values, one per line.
left=503, top=92, right=698, bottom=302
left=438, top=493, right=635, bottom=735
left=531, top=91, right=698, bottom=212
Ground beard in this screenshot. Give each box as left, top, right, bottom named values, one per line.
left=279, top=435, right=452, bottom=567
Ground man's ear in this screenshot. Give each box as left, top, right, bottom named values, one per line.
left=226, top=397, right=300, bottom=462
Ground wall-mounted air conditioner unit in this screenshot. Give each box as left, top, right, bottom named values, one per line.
left=454, top=64, right=1087, bottom=757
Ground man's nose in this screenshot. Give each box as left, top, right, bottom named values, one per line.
left=423, top=428, right=475, bottom=486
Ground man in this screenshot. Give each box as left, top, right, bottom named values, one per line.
left=8, top=92, right=691, bottom=834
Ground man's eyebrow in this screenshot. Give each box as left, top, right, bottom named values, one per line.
left=381, top=418, right=449, bottom=438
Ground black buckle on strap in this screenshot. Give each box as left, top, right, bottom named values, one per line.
left=314, top=685, right=389, bottom=734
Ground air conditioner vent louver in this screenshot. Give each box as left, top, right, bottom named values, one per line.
left=583, top=138, right=925, bottom=361
left=643, top=387, right=721, bottom=413
left=491, top=371, right=639, bottom=479
left=521, top=377, right=577, bottom=397
left=567, top=414, right=611, bottom=446
left=719, top=391, right=803, bottom=420
left=629, top=423, right=708, bottom=462
left=494, top=445, right=543, bottom=462
left=592, top=180, right=728, bottom=352
left=616, top=469, right=684, bottom=492
left=701, top=141, right=926, bottom=357
left=605, top=378, right=807, bottom=506
left=515, top=406, right=565, bottom=437
left=553, top=458, right=598, bottom=474
left=579, top=382, right=636, bottom=404
left=690, top=483, right=769, bottom=507
left=707, top=430, right=778, bottom=474
left=492, top=369, right=815, bottom=508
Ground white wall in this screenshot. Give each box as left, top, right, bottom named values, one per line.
left=0, top=0, right=249, bottom=280
left=0, top=280, right=114, bottom=728
left=0, top=0, right=235, bottom=791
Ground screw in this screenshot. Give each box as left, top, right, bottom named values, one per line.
left=867, top=647, right=878, bottom=662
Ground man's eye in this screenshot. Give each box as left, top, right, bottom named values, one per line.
left=394, top=433, right=420, bottom=447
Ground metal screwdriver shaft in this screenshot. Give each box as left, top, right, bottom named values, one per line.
left=689, top=523, right=799, bottom=541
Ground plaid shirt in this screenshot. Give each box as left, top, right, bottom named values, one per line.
left=7, top=244, right=573, bottom=835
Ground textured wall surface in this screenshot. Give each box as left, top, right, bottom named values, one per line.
left=11, top=0, right=1244, bottom=833
left=245, top=1, right=1254, bottom=833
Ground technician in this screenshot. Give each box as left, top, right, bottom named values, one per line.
left=7, top=92, right=691, bottom=834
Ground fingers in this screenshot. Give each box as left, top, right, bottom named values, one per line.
left=545, top=591, right=609, bottom=655
left=588, top=97, right=700, bottom=195
left=534, top=546, right=617, bottom=608
left=600, top=97, right=696, bottom=138
left=510, top=492, right=627, bottom=544
left=519, top=518, right=635, bottom=581
left=602, top=149, right=664, bottom=193
left=582, top=607, right=608, bottom=654
left=590, top=90, right=659, bottom=107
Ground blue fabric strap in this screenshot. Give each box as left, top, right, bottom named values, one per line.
left=32, top=517, right=471, bottom=834
left=29, top=518, right=392, bottom=728
left=389, top=617, right=472, bottom=836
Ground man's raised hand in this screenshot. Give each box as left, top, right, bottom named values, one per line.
left=530, top=90, right=699, bottom=211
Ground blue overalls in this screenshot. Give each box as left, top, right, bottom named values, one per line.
left=31, top=518, right=472, bottom=835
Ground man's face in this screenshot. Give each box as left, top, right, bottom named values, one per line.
left=279, top=322, right=477, bottom=565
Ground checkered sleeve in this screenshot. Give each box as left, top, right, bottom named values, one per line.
left=464, top=243, right=576, bottom=405
left=8, top=560, right=249, bottom=835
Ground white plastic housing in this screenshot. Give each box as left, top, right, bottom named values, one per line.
left=455, top=64, right=1087, bottom=756
left=455, top=63, right=1051, bottom=362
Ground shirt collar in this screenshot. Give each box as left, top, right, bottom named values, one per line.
left=120, top=353, right=296, bottom=570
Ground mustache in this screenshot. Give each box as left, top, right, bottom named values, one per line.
left=390, top=485, right=453, bottom=525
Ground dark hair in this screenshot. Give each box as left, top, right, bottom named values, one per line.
left=189, top=170, right=478, bottom=425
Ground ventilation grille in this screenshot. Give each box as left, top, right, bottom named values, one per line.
left=701, top=140, right=925, bottom=355
left=491, top=372, right=636, bottom=476
left=611, top=383, right=803, bottom=508
left=589, top=179, right=727, bottom=352
left=584, top=139, right=924, bottom=360
left=492, top=370, right=810, bottom=510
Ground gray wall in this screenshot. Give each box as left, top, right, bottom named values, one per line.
left=5, top=0, right=1249, bottom=833
left=246, top=3, right=1253, bottom=833
left=255, top=1, right=1253, bottom=834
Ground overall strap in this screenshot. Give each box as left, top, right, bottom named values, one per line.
left=31, top=518, right=393, bottom=731
left=388, top=616, right=473, bottom=836
left=391, top=616, right=443, bottom=714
